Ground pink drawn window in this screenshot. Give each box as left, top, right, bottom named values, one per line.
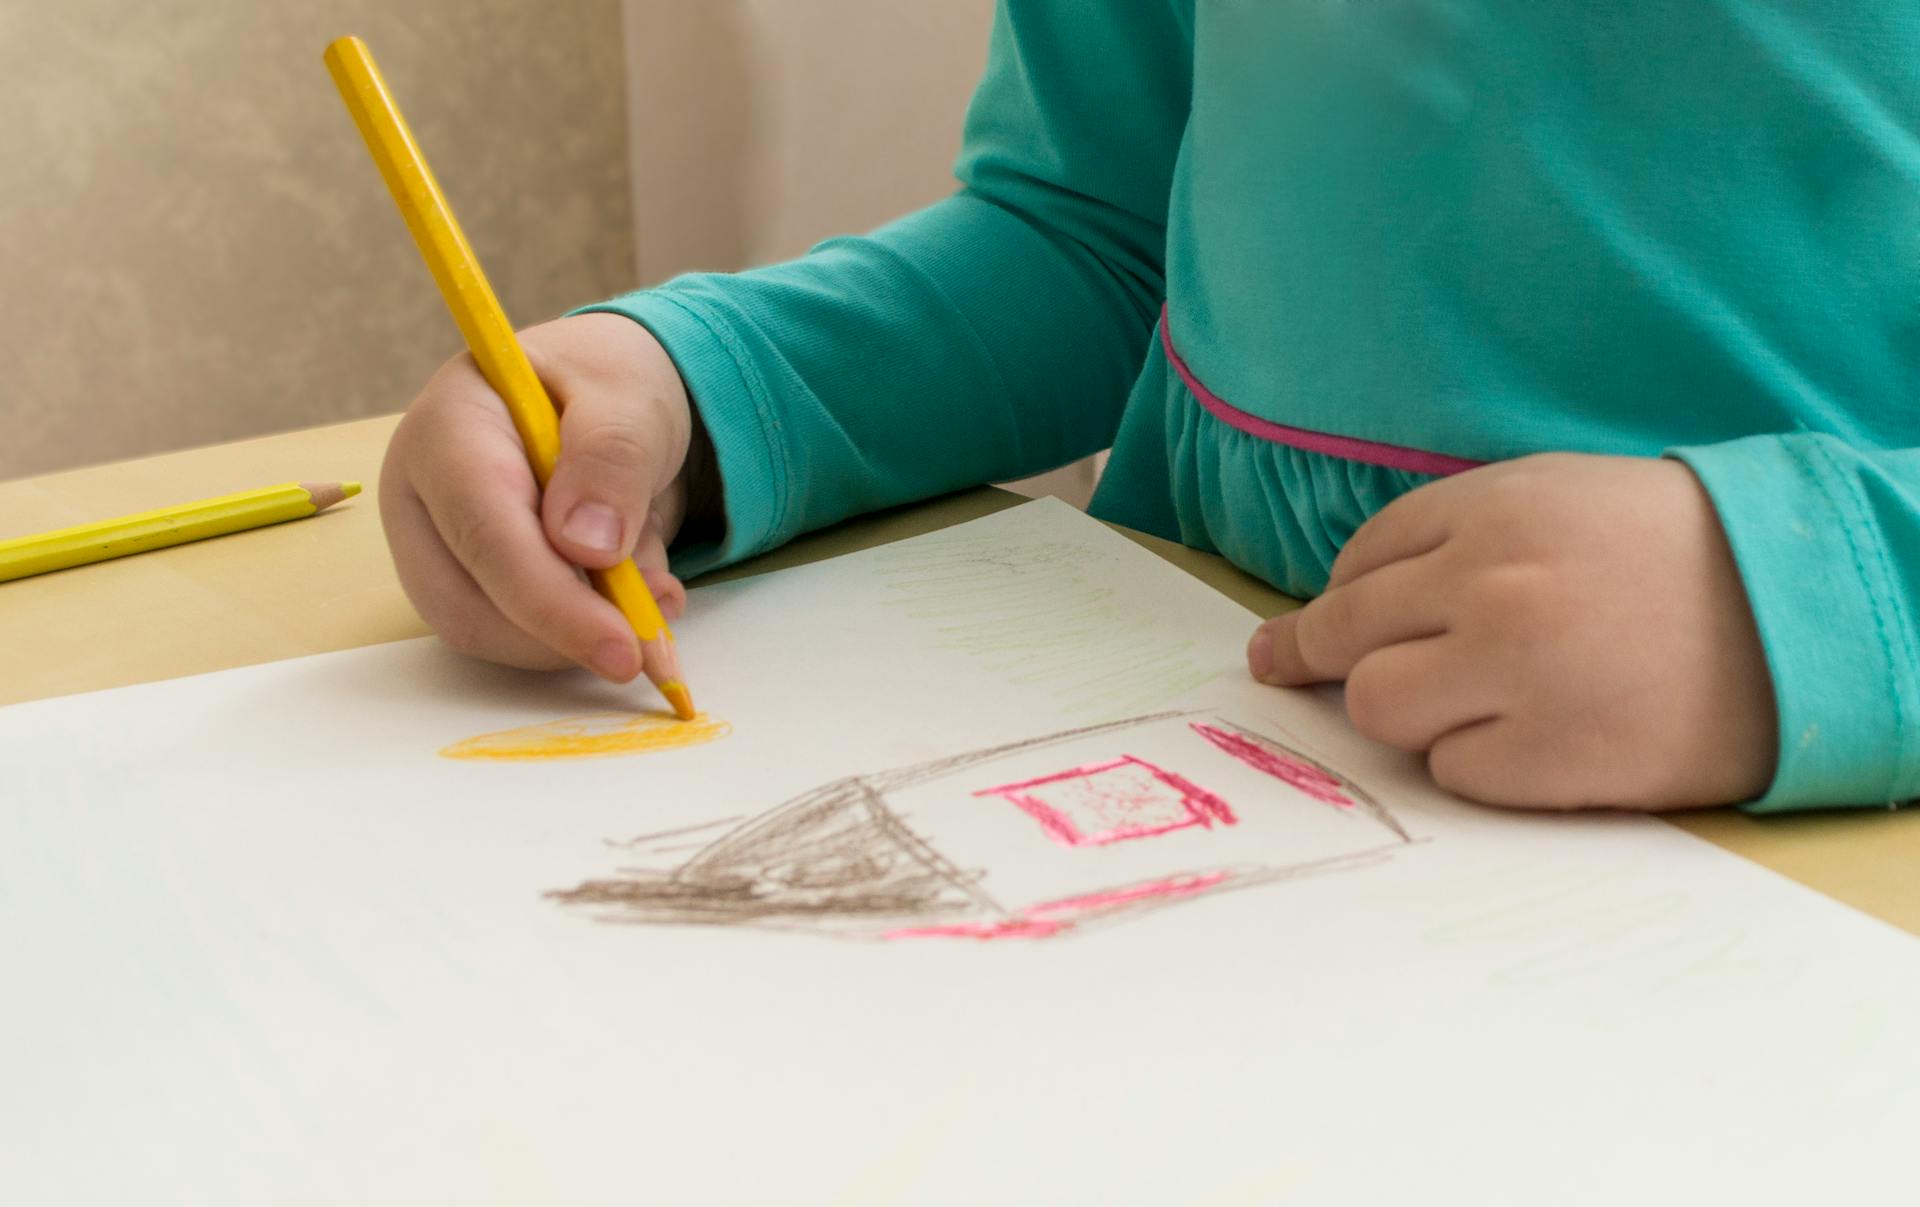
left=974, top=756, right=1237, bottom=848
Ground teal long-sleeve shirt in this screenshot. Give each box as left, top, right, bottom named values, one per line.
left=580, top=2, right=1920, bottom=812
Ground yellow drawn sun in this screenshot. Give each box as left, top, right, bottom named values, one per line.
left=439, top=711, right=732, bottom=762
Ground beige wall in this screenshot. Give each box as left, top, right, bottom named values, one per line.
left=623, top=0, right=995, bottom=281
left=1, top=0, right=633, bottom=479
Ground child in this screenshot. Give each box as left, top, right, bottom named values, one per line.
left=379, top=3, right=1918, bottom=814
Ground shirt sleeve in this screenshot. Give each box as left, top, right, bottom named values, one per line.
left=1671, top=433, right=1920, bottom=812
left=574, top=1, right=1193, bottom=577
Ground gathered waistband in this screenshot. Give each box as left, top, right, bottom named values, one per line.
left=1160, top=304, right=1485, bottom=478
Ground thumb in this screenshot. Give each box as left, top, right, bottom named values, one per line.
left=541, top=383, right=683, bottom=570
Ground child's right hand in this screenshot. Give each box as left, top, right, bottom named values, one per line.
left=380, top=312, right=709, bottom=683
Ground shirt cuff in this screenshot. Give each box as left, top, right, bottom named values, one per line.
left=570, top=288, right=789, bottom=579
left=1669, top=433, right=1913, bottom=812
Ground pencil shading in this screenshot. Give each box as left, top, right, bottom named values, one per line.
left=440, top=711, right=731, bottom=762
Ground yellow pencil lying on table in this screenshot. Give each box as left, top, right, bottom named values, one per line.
left=0, top=481, right=359, bottom=584
left=322, top=35, right=695, bottom=722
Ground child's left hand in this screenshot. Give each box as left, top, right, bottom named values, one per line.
left=1247, top=454, right=1777, bottom=810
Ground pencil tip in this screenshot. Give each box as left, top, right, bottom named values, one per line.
left=302, top=481, right=359, bottom=511
left=662, top=682, right=696, bottom=722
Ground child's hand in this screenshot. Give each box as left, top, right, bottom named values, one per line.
left=1247, top=454, right=1777, bottom=809
left=380, top=313, right=709, bottom=683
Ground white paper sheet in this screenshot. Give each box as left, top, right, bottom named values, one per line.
left=3, top=498, right=1915, bottom=1205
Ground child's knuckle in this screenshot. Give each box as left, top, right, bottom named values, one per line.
left=1426, top=743, right=1484, bottom=799
left=1343, top=664, right=1398, bottom=742
left=572, top=419, right=650, bottom=471
left=519, top=598, right=575, bottom=644
left=437, top=617, right=489, bottom=660
left=1468, top=562, right=1552, bottom=626
left=1293, top=601, right=1346, bottom=670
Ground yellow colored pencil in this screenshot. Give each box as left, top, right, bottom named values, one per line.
left=322, top=35, right=695, bottom=722
left=0, top=481, right=359, bottom=584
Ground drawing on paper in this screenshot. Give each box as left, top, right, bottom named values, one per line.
left=976, top=756, right=1238, bottom=847
left=440, top=711, right=732, bottom=762
left=548, top=711, right=1414, bottom=940
left=1190, top=720, right=1356, bottom=807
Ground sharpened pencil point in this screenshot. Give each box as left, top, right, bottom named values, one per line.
left=662, top=682, right=696, bottom=722
left=302, top=481, right=360, bottom=511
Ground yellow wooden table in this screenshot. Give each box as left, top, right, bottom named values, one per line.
left=4, top=415, right=1915, bottom=936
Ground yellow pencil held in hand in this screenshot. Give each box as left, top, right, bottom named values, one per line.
left=0, top=482, right=358, bottom=584
left=322, top=35, right=695, bottom=721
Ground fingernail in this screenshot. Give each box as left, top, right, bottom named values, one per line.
left=1247, top=628, right=1276, bottom=683
left=592, top=638, right=638, bottom=682
left=562, top=502, right=623, bottom=555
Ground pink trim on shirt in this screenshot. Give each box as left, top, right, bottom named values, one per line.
left=1159, top=304, right=1486, bottom=478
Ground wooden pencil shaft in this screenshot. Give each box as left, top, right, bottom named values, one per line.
left=322, top=36, right=672, bottom=645
left=2, top=482, right=310, bottom=548
left=320, top=38, right=561, bottom=480
left=592, top=560, right=681, bottom=669
left=0, top=482, right=341, bottom=583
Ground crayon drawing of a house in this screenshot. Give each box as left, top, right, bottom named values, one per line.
left=548, top=711, right=1413, bottom=941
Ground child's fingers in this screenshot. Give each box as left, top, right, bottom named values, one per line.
left=1342, top=636, right=1500, bottom=752
left=1427, top=716, right=1639, bottom=810
left=1325, top=481, right=1456, bottom=588
left=1249, top=554, right=1448, bottom=685
left=631, top=508, right=688, bottom=623
left=540, top=379, right=684, bottom=571
left=1425, top=717, right=1586, bottom=808
left=381, top=476, right=572, bottom=671
left=412, top=424, right=642, bottom=683
left=1249, top=610, right=1310, bottom=684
